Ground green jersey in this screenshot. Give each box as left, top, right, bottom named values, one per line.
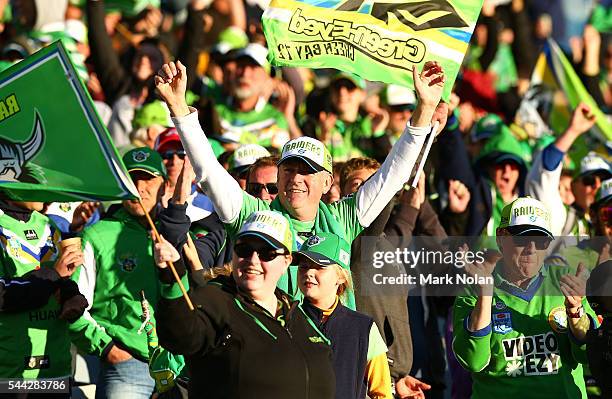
left=69, top=208, right=161, bottom=360
left=215, top=101, right=290, bottom=149
left=453, top=264, right=595, bottom=399
left=321, top=116, right=384, bottom=162
left=0, top=210, right=70, bottom=378
left=225, top=192, right=363, bottom=308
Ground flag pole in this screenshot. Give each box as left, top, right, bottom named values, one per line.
left=411, top=121, right=439, bottom=188
left=138, top=199, right=195, bottom=311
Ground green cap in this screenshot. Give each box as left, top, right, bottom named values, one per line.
left=331, top=71, right=366, bottom=90
left=291, top=233, right=351, bottom=270
left=594, top=178, right=612, bottom=207
left=133, top=101, right=171, bottom=129
left=236, top=211, right=293, bottom=252
left=499, top=197, right=553, bottom=238
left=123, top=147, right=168, bottom=179
left=278, top=137, right=333, bottom=174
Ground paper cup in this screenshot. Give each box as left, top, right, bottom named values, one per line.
left=59, top=237, right=82, bottom=252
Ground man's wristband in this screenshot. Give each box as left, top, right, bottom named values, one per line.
left=566, top=306, right=585, bottom=319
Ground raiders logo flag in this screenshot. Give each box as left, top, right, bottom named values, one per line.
left=262, top=0, right=484, bottom=99
left=0, top=41, right=139, bottom=202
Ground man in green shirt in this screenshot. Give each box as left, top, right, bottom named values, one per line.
left=155, top=60, right=446, bottom=300
left=453, top=197, right=596, bottom=398
left=214, top=44, right=296, bottom=149
left=0, top=198, right=86, bottom=380
left=69, top=147, right=168, bottom=399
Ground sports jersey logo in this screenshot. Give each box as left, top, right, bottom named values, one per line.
left=547, top=306, right=568, bottom=333
left=493, top=312, right=513, bottom=334
left=118, top=254, right=138, bottom=272
left=336, top=0, right=468, bottom=31
left=24, top=229, right=38, bottom=240
left=59, top=203, right=71, bottom=212
left=502, top=332, right=561, bottom=377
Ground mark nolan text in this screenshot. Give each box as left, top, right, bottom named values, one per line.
left=373, top=273, right=493, bottom=286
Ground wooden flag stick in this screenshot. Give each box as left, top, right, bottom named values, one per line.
left=411, top=121, right=440, bottom=188
left=138, top=199, right=194, bottom=311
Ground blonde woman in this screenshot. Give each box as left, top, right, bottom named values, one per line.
left=295, top=233, right=392, bottom=399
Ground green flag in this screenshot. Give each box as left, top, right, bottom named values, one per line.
left=0, top=41, right=139, bottom=202
left=262, top=0, right=484, bottom=100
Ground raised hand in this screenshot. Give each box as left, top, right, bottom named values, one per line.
left=154, top=61, right=189, bottom=117
left=463, top=246, right=501, bottom=296
left=171, top=156, right=195, bottom=205
left=560, top=263, right=588, bottom=312
left=69, top=202, right=100, bottom=233
left=413, top=61, right=445, bottom=108
left=54, top=246, right=84, bottom=278
left=567, top=103, right=596, bottom=135
left=448, top=179, right=471, bottom=213
left=153, top=235, right=181, bottom=269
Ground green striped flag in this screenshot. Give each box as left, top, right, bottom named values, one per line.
left=262, top=0, right=484, bottom=100
left=0, top=41, right=139, bottom=202
left=533, top=39, right=612, bottom=141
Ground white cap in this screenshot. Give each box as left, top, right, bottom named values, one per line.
left=231, top=43, right=269, bottom=68
left=385, top=84, right=416, bottom=107
left=578, top=152, right=611, bottom=177
left=229, top=144, right=271, bottom=171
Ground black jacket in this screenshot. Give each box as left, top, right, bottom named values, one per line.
left=156, top=275, right=335, bottom=399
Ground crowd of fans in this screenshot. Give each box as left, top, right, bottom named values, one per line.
left=1, top=0, right=612, bottom=398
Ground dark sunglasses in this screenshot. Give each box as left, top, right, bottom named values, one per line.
left=511, top=235, right=552, bottom=250
left=246, top=183, right=278, bottom=196
left=160, top=150, right=187, bottom=160
left=581, top=175, right=598, bottom=187
left=331, top=79, right=357, bottom=91
left=234, top=242, right=287, bottom=262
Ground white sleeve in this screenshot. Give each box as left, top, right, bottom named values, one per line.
left=171, top=108, right=244, bottom=223
left=78, top=241, right=97, bottom=311
left=355, top=122, right=430, bottom=227
left=525, top=152, right=567, bottom=236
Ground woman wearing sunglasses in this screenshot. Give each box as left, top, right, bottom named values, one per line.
left=452, top=197, right=597, bottom=399
left=153, top=210, right=335, bottom=399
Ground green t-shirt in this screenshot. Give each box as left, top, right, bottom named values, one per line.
left=0, top=210, right=71, bottom=378
left=453, top=264, right=595, bottom=399
left=215, top=102, right=290, bottom=149
left=224, top=192, right=363, bottom=308
left=320, top=116, right=384, bottom=162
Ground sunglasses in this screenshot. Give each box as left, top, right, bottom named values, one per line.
left=511, top=235, right=552, bottom=250
left=234, top=242, right=287, bottom=262
left=246, top=183, right=278, bottom=196
left=160, top=150, right=187, bottom=160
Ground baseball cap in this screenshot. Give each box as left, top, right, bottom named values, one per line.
left=331, top=72, right=366, bottom=90
left=291, top=233, right=351, bottom=270
left=278, top=137, right=332, bottom=174
left=575, top=152, right=611, bottom=179
left=154, top=128, right=182, bottom=152
left=229, top=43, right=269, bottom=68
left=229, top=144, right=271, bottom=173
left=123, top=147, right=168, bottom=179
left=498, top=197, right=553, bottom=238
left=594, top=178, right=612, bottom=207
left=384, top=84, right=417, bottom=109
left=470, top=114, right=505, bottom=143
left=235, top=211, right=293, bottom=252
left=133, top=101, right=173, bottom=129
left=211, top=26, right=249, bottom=55
left=586, top=259, right=612, bottom=313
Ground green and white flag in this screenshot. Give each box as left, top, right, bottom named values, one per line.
left=262, top=0, right=484, bottom=99
left=0, top=41, right=139, bottom=202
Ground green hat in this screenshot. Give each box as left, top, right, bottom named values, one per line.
left=291, top=233, right=351, bottom=269
left=123, top=147, right=168, bottom=179
left=499, top=197, right=553, bottom=238
left=594, top=178, right=612, bottom=207
left=133, top=101, right=172, bottom=129
left=331, top=71, right=366, bottom=90
left=236, top=211, right=293, bottom=252
left=229, top=144, right=271, bottom=172
left=476, top=125, right=529, bottom=170
left=470, top=114, right=504, bottom=143
left=278, top=137, right=332, bottom=174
